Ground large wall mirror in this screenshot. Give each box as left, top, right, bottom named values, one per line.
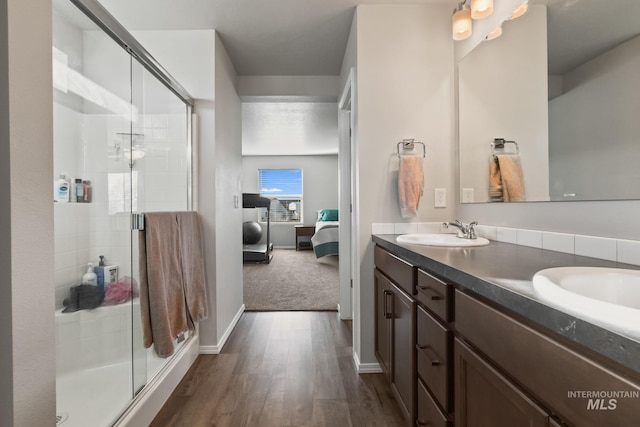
left=458, top=0, right=640, bottom=203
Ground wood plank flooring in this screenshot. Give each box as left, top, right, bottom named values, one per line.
left=150, top=311, right=406, bottom=427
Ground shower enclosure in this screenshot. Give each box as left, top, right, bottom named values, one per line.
left=53, top=0, right=194, bottom=425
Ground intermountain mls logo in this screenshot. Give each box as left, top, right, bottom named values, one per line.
left=567, top=390, right=640, bottom=410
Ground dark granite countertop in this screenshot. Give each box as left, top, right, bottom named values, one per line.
left=372, top=234, right=640, bottom=375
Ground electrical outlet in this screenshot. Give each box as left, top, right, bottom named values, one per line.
left=434, top=188, right=446, bottom=208
left=462, top=188, right=475, bottom=203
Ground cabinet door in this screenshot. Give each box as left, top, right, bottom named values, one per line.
left=455, top=339, right=549, bottom=427
left=374, top=269, right=392, bottom=377
left=391, top=282, right=415, bottom=424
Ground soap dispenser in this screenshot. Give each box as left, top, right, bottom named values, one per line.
left=82, top=263, right=98, bottom=286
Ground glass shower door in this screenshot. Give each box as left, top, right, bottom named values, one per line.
left=53, top=0, right=136, bottom=425
left=130, top=61, right=191, bottom=395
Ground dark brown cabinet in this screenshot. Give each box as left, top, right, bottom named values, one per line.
left=416, top=305, right=451, bottom=412
left=375, top=269, right=392, bottom=376
left=455, top=338, right=549, bottom=427
left=391, top=282, right=415, bottom=422
left=374, top=247, right=416, bottom=425
left=455, top=290, right=640, bottom=427
left=374, top=243, right=640, bottom=427
left=414, top=269, right=454, bottom=427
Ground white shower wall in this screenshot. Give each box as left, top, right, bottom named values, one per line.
left=53, top=104, right=188, bottom=308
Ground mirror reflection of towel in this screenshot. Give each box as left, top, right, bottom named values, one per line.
left=398, top=155, right=424, bottom=217
left=490, top=155, right=525, bottom=202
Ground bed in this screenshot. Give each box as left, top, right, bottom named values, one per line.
left=311, top=209, right=339, bottom=258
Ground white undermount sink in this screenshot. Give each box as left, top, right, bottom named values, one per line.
left=533, top=267, right=640, bottom=339
left=396, top=233, right=490, bottom=247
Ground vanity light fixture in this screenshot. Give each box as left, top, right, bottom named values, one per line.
left=510, top=0, right=529, bottom=20
left=470, top=0, right=494, bottom=19
left=485, top=25, right=503, bottom=41
left=452, top=1, right=473, bottom=41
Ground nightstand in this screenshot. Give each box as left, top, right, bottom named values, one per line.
left=295, top=225, right=315, bottom=251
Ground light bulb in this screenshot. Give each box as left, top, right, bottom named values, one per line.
left=485, top=25, right=502, bottom=41
left=452, top=3, right=472, bottom=41
left=511, top=2, right=529, bottom=20
left=471, top=0, right=494, bottom=19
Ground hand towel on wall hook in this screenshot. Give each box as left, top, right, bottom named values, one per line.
left=396, top=138, right=425, bottom=217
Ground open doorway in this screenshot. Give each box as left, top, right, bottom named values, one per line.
left=241, top=100, right=341, bottom=311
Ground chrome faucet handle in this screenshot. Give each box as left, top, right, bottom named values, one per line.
left=468, top=221, right=478, bottom=239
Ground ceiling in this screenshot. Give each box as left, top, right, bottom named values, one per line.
left=94, top=1, right=640, bottom=77
left=98, top=0, right=451, bottom=76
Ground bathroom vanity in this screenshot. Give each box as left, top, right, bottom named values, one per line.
left=372, top=234, right=640, bottom=427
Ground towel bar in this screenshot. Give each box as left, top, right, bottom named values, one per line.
left=396, top=138, right=426, bottom=158
left=491, top=138, right=519, bottom=155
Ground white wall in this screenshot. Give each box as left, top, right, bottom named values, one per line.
left=242, top=155, right=339, bottom=247
left=459, top=5, right=548, bottom=202
left=354, top=4, right=454, bottom=365
left=212, top=33, right=243, bottom=342
left=1, top=0, right=56, bottom=425
left=242, top=102, right=339, bottom=156
left=549, top=34, right=640, bottom=201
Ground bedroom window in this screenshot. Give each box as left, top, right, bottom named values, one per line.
left=259, top=169, right=303, bottom=223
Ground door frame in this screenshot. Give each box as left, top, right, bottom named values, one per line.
left=338, top=68, right=356, bottom=320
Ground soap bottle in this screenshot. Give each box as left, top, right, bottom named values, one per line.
left=82, top=263, right=97, bottom=286
left=54, top=173, right=70, bottom=203
left=95, top=255, right=105, bottom=287
left=75, top=179, right=84, bottom=202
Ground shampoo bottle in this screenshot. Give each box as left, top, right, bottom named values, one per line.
left=54, top=173, right=70, bottom=203
left=95, top=255, right=105, bottom=287
left=81, top=263, right=97, bottom=286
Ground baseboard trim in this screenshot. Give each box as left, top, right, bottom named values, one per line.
left=199, top=304, right=245, bottom=354
left=353, top=350, right=383, bottom=373
left=114, top=333, right=200, bottom=427
left=337, top=304, right=352, bottom=320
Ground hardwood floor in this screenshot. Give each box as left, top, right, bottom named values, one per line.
left=150, top=312, right=406, bottom=427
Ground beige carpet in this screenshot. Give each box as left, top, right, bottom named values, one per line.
left=243, top=249, right=339, bottom=311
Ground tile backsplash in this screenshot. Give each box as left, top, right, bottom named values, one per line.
left=371, top=222, right=640, bottom=266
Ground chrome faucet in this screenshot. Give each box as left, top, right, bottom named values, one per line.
left=442, top=220, right=478, bottom=239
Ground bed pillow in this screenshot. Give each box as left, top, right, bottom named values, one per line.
left=320, top=209, right=339, bottom=221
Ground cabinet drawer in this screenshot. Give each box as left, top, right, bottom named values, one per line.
left=417, top=305, right=451, bottom=412
left=416, top=269, right=451, bottom=322
left=374, top=246, right=415, bottom=295
left=417, top=378, right=451, bottom=427
left=455, top=290, right=640, bottom=427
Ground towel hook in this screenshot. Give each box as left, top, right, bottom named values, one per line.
left=396, top=138, right=426, bottom=158
left=491, top=138, right=519, bottom=155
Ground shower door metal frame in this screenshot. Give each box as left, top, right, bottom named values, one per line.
left=68, top=0, right=194, bottom=108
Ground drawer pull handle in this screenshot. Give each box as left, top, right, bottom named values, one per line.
left=416, top=420, right=431, bottom=426
left=417, top=286, right=443, bottom=301
left=383, top=290, right=393, bottom=319
left=416, top=344, right=441, bottom=366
